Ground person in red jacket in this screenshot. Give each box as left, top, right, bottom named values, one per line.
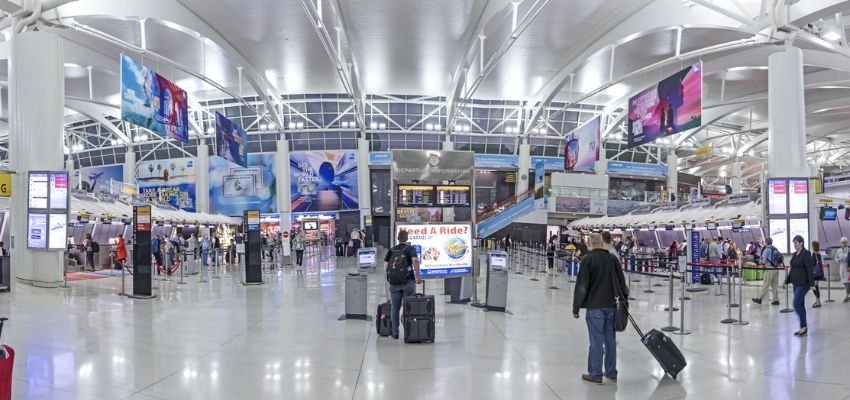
left=114, top=235, right=128, bottom=270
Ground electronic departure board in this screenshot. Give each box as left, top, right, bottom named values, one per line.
left=435, top=186, right=470, bottom=207
left=397, top=185, right=435, bottom=207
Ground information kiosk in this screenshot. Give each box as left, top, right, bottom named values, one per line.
left=357, top=247, right=377, bottom=270
left=242, top=210, right=263, bottom=285
left=485, top=250, right=509, bottom=312
left=129, top=205, right=155, bottom=299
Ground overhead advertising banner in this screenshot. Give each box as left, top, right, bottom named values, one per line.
left=607, top=161, right=668, bottom=178
left=533, top=160, right=546, bottom=209
left=73, top=165, right=123, bottom=194
left=530, top=156, right=564, bottom=171
left=474, top=154, right=519, bottom=169
left=563, top=116, right=600, bottom=172
left=554, top=197, right=607, bottom=214
left=215, top=112, right=248, bottom=168
left=120, top=54, right=189, bottom=143
left=396, top=223, right=472, bottom=277
left=788, top=179, right=808, bottom=214
left=290, top=150, right=359, bottom=212
left=136, top=158, right=196, bottom=211
left=209, top=153, right=277, bottom=215
left=627, top=62, right=702, bottom=148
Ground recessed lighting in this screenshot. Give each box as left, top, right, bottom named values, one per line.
left=823, top=31, right=842, bottom=41
left=288, top=122, right=296, bottom=129
left=370, top=122, right=378, bottom=129
left=378, top=123, right=387, bottom=129
left=463, top=125, right=470, bottom=132
left=341, top=121, right=349, bottom=128
left=296, top=122, right=304, bottom=129
left=425, top=123, right=434, bottom=131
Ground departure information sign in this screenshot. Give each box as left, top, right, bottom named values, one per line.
left=397, top=185, right=434, bottom=207
left=435, top=186, right=470, bottom=207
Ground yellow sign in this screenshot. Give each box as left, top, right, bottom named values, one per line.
left=819, top=198, right=833, bottom=204
left=695, top=146, right=713, bottom=160
left=0, top=173, right=10, bottom=197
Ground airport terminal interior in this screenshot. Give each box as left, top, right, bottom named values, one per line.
left=0, top=0, right=850, bottom=399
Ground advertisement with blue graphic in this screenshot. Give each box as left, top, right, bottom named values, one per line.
left=290, top=151, right=359, bottom=212
left=396, top=223, right=472, bottom=277
left=607, top=161, right=668, bottom=178
left=136, top=158, right=196, bottom=211
left=215, top=112, right=248, bottom=168
left=120, top=54, right=189, bottom=143
left=534, top=160, right=547, bottom=209
left=564, top=116, right=600, bottom=172
left=74, top=164, right=123, bottom=194
left=474, top=154, right=519, bottom=169
left=209, top=153, right=277, bottom=215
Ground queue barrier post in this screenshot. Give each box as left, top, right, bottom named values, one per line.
left=547, top=254, right=559, bottom=290
left=177, top=250, right=186, bottom=285
left=673, top=272, right=692, bottom=335
left=721, top=265, right=738, bottom=324
left=826, top=264, right=834, bottom=303
left=732, top=263, right=749, bottom=326
left=780, top=265, right=793, bottom=313
left=529, top=245, right=540, bottom=282
left=212, top=249, right=221, bottom=279
left=661, top=257, right=680, bottom=332
left=730, top=262, right=740, bottom=308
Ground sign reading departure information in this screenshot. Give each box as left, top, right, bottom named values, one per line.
left=396, top=223, right=472, bottom=278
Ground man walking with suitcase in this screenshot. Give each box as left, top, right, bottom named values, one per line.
left=384, top=229, right=423, bottom=339
left=573, top=233, right=628, bottom=384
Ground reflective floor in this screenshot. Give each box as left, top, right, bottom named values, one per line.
left=3, top=248, right=850, bottom=399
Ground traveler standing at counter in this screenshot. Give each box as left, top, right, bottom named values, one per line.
left=835, top=237, right=850, bottom=303
left=114, top=235, right=127, bottom=270
left=786, top=235, right=815, bottom=337
left=188, top=234, right=198, bottom=261
left=84, top=233, right=95, bottom=272
left=201, top=235, right=211, bottom=267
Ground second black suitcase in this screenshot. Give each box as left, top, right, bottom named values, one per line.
left=403, top=294, right=435, bottom=318
left=376, top=302, right=391, bottom=337
left=629, top=314, right=686, bottom=379
left=403, top=316, right=434, bottom=343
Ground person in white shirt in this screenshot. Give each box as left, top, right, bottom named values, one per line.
left=835, top=237, right=850, bottom=303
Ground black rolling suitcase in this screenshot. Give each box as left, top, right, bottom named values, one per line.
left=629, top=314, right=686, bottom=379
left=376, top=302, right=391, bottom=337
left=403, top=285, right=435, bottom=343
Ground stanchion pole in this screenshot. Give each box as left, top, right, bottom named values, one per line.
left=780, top=265, right=793, bottom=313
left=663, top=258, right=679, bottom=313
left=118, top=260, right=126, bottom=295
left=626, top=267, right=635, bottom=301
left=721, top=267, right=738, bottom=324
left=826, top=264, right=834, bottom=303
left=644, top=267, right=655, bottom=294
left=212, top=249, right=221, bottom=279
left=530, top=245, right=540, bottom=282
left=199, top=255, right=208, bottom=284
left=733, top=262, right=749, bottom=325
left=177, top=251, right=186, bottom=285
left=548, top=254, right=559, bottom=290
left=730, top=263, right=740, bottom=308
left=673, top=273, right=692, bottom=335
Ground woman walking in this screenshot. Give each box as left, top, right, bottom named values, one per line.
left=811, top=241, right=825, bottom=308
left=786, top=235, right=815, bottom=336
left=835, top=237, right=850, bottom=302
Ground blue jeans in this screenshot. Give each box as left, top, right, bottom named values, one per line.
left=586, top=307, right=617, bottom=379
left=389, top=280, right=415, bottom=337
left=793, top=285, right=810, bottom=329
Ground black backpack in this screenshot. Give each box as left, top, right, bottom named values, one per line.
left=768, top=246, right=784, bottom=266
left=92, top=242, right=100, bottom=252
left=386, top=245, right=411, bottom=285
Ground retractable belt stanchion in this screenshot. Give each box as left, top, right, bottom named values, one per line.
left=212, top=249, right=221, bottom=280
left=826, top=264, right=834, bottom=303
left=780, top=265, right=793, bottom=313
left=177, top=250, right=186, bottom=285
left=663, top=258, right=679, bottom=313
left=653, top=255, right=664, bottom=287
left=625, top=257, right=635, bottom=300
left=548, top=254, right=559, bottom=290
left=643, top=257, right=655, bottom=294
left=673, top=272, right=692, bottom=335
left=118, top=259, right=126, bottom=296
left=732, top=261, right=748, bottom=326
left=529, top=244, right=540, bottom=282
left=730, top=261, right=740, bottom=308
left=721, top=264, right=738, bottom=324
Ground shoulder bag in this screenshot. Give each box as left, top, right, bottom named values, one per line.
left=609, top=256, right=629, bottom=332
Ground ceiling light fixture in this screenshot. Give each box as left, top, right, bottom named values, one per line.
left=296, top=122, right=304, bottom=129
left=823, top=30, right=842, bottom=41
left=370, top=122, right=378, bottom=129
left=378, top=123, right=386, bottom=130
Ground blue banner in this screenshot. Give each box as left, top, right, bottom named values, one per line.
left=291, top=151, right=359, bottom=212
left=607, top=161, right=668, bottom=177
left=74, top=164, right=123, bottom=194
left=120, top=54, right=189, bottom=143
left=209, top=153, right=277, bottom=216
left=478, top=197, right=535, bottom=238
left=369, top=152, right=392, bottom=166
left=474, top=154, right=518, bottom=169
left=690, top=230, right=701, bottom=284
left=215, top=112, right=249, bottom=168
left=530, top=156, right=563, bottom=171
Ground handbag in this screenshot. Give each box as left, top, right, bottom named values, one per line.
left=813, top=253, right=826, bottom=281
left=609, top=257, right=629, bottom=332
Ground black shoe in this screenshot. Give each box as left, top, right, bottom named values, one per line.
left=752, top=298, right=762, bottom=305
left=794, top=327, right=808, bottom=337
left=581, top=374, right=602, bottom=384
left=391, top=334, right=399, bottom=339
left=604, top=374, right=617, bottom=383
left=770, top=301, right=780, bottom=305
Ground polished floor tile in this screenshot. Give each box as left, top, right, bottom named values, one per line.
left=0, top=249, right=849, bottom=399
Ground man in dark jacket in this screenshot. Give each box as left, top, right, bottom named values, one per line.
left=573, top=233, right=629, bottom=384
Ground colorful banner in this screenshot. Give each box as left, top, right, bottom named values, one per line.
left=554, top=197, right=607, bottom=214
left=136, top=158, right=196, bottom=211
left=628, top=62, right=702, bottom=148
left=564, top=116, right=600, bottom=172
left=215, top=112, right=248, bottom=168
left=290, top=151, right=359, bottom=212
left=474, top=154, right=519, bottom=169
left=120, top=54, right=189, bottom=143
left=396, top=223, right=472, bottom=277
left=74, top=164, right=123, bottom=194
left=530, top=156, right=563, bottom=171
left=607, top=161, right=668, bottom=178
left=209, top=153, right=277, bottom=215
left=533, top=160, right=546, bottom=209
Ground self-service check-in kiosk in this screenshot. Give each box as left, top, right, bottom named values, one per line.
left=485, top=250, right=509, bottom=312
left=357, top=247, right=377, bottom=270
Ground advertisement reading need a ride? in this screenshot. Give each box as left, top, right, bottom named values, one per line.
left=396, top=224, right=472, bottom=278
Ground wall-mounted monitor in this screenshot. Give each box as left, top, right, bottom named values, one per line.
left=435, top=185, right=470, bottom=207
left=821, top=207, right=837, bottom=221
left=303, top=221, right=318, bottom=231
left=397, top=185, right=435, bottom=207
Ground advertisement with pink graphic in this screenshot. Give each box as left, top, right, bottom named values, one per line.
left=627, top=62, right=702, bottom=148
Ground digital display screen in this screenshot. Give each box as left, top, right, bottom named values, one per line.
left=769, top=218, right=788, bottom=254
left=788, top=180, right=808, bottom=214
left=48, top=213, right=67, bottom=250
left=303, top=221, right=318, bottom=231
left=27, top=213, right=47, bottom=249
left=490, top=252, right=507, bottom=270
left=789, top=218, right=809, bottom=249
left=28, top=173, right=49, bottom=209
left=49, top=172, right=68, bottom=210
left=768, top=179, right=787, bottom=215
left=397, top=185, right=435, bottom=207
left=358, top=249, right=376, bottom=266
left=435, top=186, right=470, bottom=207
left=706, top=222, right=717, bottom=230
left=396, top=223, right=472, bottom=278
left=732, top=220, right=744, bottom=229
left=821, top=207, right=837, bottom=221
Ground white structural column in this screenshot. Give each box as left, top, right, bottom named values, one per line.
left=65, top=158, right=75, bottom=189
left=276, top=138, right=291, bottom=233
left=123, top=147, right=136, bottom=189
left=9, top=31, right=65, bottom=288
left=195, top=141, right=210, bottom=213
left=730, top=159, right=742, bottom=194
left=517, top=140, right=531, bottom=195
left=442, top=139, right=455, bottom=223
left=768, top=47, right=807, bottom=177
left=667, top=149, right=678, bottom=201
left=357, top=138, right=371, bottom=229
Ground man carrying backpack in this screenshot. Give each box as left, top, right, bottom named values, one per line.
left=384, top=229, right=423, bottom=339
left=752, top=237, right=782, bottom=305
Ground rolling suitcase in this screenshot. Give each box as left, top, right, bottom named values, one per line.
left=0, top=318, right=12, bottom=400
left=403, top=293, right=435, bottom=318
left=628, top=314, right=686, bottom=379
left=403, top=316, right=435, bottom=343
left=376, top=302, right=391, bottom=337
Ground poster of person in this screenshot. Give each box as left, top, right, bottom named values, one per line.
left=136, top=158, right=196, bottom=211
left=214, top=112, right=248, bottom=168
left=290, top=151, right=359, bottom=212
left=627, top=62, right=702, bottom=149
left=73, top=165, right=123, bottom=194
left=120, top=54, right=189, bottom=143
left=209, top=153, right=277, bottom=215
left=563, top=116, right=600, bottom=172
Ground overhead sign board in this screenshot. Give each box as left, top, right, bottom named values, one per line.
left=0, top=173, right=11, bottom=197
left=391, top=150, right=474, bottom=183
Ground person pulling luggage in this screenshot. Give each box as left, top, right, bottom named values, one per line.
left=384, top=229, right=423, bottom=340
